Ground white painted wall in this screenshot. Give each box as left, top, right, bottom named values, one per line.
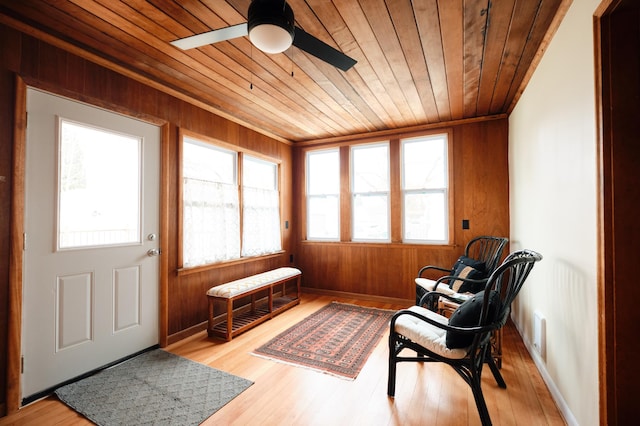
left=508, top=1, right=600, bottom=425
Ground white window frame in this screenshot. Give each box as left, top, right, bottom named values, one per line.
left=180, top=133, right=283, bottom=269
left=57, top=118, right=143, bottom=250
left=182, top=136, right=240, bottom=267
left=401, top=134, right=449, bottom=244
left=305, top=148, right=340, bottom=241
left=351, top=142, right=390, bottom=243
left=241, top=154, right=282, bottom=257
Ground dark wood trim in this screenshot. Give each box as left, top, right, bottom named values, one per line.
left=339, top=146, right=351, bottom=242
left=506, top=0, right=575, bottom=113
left=297, top=114, right=508, bottom=147
left=159, top=122, right=171, bottom=348
left=389, top=138, right=401, bottom=243
left=7, top=75, right=26, bottom=414
left=445, top=127, right=456, bottom=244
left=594, top=0, right=636, bottom=424
left=167, top=321, right=208, bottom=346
left=593, top=4, right=609, bottom=423
left=301, top=287, right=412, bottom=307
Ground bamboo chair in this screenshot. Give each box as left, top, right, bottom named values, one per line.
left=415, top=236, right=509, bottom=306
left=389, top=249, right=543, bottom=426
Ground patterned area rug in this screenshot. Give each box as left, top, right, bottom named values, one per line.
left=55, top=349, right=253, bottom=426
left=253, top=302, right=394, bottom=380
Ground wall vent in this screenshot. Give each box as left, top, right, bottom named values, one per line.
left=533, top=310, right=546, bottom=361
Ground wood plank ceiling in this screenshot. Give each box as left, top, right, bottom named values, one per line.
left=0, top=0, right=568, bottom=143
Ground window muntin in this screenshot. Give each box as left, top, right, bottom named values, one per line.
left=58, top=119, right=141, bottom=249
left=241, top=155, right=282, bottom=257
left=306, top=149, right=340, bottom=240
left=351, top=143, right=390, bottom=241
left=401, top=135, right=448, bottom=243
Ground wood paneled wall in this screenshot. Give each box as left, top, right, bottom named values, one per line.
left=292, top=119, right=510, bottom=301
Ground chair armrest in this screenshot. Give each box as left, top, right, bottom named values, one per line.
left=433, top=275, right=489, bottom=294
left=417, top=265, right=452, bottom=277
left=391, top=308, right=498, bottom=335
left=434, top=275, right=487, bottom=287
left=418, top=290, right=446, bottom=309
left=437, top=292, right=473, bottom=304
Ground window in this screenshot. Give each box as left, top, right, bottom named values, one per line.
left=351, top=143, right=390, bottom=241
left=58, top=119, right=141, bottom=249
left=182, top=137, right=240, bottom=267
left=306, top=149, right=340, bottom=240
left=181, top=135, right=282, bottom=268
left=402, top=135, right=448, bottom=243
left=304, top=132, right=449, bottom=245
left=242, top=155, right=282, bottom=256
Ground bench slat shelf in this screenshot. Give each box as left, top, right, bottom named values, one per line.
left=206, top=267, right=301, bottom=341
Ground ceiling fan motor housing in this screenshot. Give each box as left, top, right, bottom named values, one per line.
left=248, top=0, right=295, bottom=54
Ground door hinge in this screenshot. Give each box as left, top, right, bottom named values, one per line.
left=23, top=233, right=27, bottom=251
left=21, top=356, right=24, bottom=374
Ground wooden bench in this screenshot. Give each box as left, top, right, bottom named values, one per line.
left=206, top=267, right=302, bottom=341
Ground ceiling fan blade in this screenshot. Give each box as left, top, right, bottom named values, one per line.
left=171, top=23, right=248, bottom=50
left=292, top=26, right=356, bottom=72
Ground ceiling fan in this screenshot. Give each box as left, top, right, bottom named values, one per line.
left=170, top=0, right=357, bottom=71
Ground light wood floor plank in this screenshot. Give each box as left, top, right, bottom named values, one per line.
left=0, top=293, right=565, bottom=425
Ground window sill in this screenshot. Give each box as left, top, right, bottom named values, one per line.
left=300, top=240, right=457, bottom=250
left=176, top=251, right=286, bottom=276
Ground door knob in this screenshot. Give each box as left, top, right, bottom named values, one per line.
left=147, top=248, right=161, bottom=257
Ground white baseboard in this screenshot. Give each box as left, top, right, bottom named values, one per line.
left=511, top=317, right=578, bottom=426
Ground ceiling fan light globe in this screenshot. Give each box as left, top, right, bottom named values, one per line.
left=249, top=24, right=293, bottom=54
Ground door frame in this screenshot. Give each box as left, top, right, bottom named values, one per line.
left=594, top=0, right=639, bottom=423
left=6, top=76, right=170, bottom=412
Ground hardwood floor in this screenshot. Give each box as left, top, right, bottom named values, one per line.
left=0, top=293, right=565, bottom=425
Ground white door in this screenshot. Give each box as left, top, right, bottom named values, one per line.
left=22, top=88, right=160, bottom=401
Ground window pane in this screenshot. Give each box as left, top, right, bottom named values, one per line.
left=402, top=134, right=448, bottom=243
left=404, top=192, right=446, bottom=241
left=308, top=150, right=339, bottom=194
left=183, top=137, right=235, bottom=184
left=307, top=150, right=339, bottom=240
left=183, top=179, right=240, bottom=266
left=353, top=194, right=389, bottom=240
left=403, top=136, right=446, bottom=190
left=352, top=143, right=390, bottom=241
left=244, top=155, right=277, bottom=190
left=58, top=120, right=141, bottom=249
left=182, top=138, right=240, bottom=267
left=307, top=195, right=339, bottom=239
left=352, top=144, right=389, bottom=192
left=242, top=156, right=282, bottom=257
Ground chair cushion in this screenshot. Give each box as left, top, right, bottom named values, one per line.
left=446, top=290, right=501, bottom=349
left=206, top=267, right=301, bottom=298
left=450, top=262, right=486, bottom=293
left=414, top=278, right=457, bottom=296
left=452, top=255, right=486, bottom=274
left=394, top=306, right=469, bottom=359
left=415, top=256, right=486, bottom=297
